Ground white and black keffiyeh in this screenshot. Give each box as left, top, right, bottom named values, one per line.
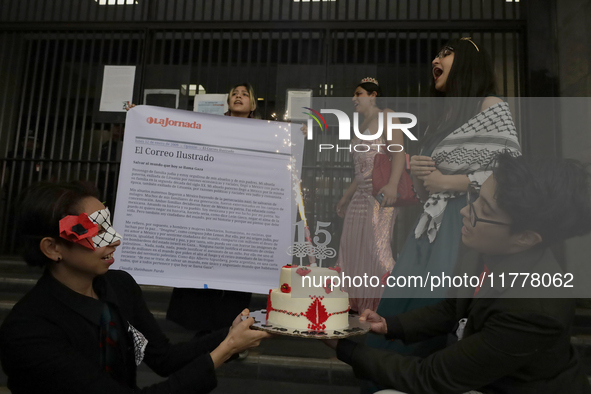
left=415, top=101, right=521, bottom=243
left=128, top=322, right=148, bottom=366
left=88, top=208, right=123, bottom=248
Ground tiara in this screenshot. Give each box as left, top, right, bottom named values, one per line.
left=360, top=77, right=379, bottom=86
left=460, top=37, right=480, bottom=52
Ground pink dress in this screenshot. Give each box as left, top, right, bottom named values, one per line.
left=336, top=139, right=398, bottom=313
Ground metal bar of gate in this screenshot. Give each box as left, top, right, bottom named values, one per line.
left=83, top=33, right=99, bottom=181
left=66, top=32, right=87, bottom=181
left=22, top=36, right=42, bottom=186
left=502, top=32, right=508, bottom=97
left=101, top=32, right=127, bottom=202
left=186, top=29, right=195, bottom=112
left=0, top=32, right=15, bottom=169
left=3, top=33, right=33, bottom=250
left=31, top=33, right=51, bottom=183
left=255, top=29, right=263, bottom=115
left=216, top=29, right=223, bottom=93
left=76, top=31, right=94, bottom=181
left=96, top=33, right=116, bottom=200
left=246, top=30, right=253, bottom=89
left=195, top=31, right=204, bottom=110
left=227, top=29, right=234, bottom=90
left=264, top=31, right=272, bottom=118
left=91, top=32, right=107, bottom=185
left=0, top=32, right=18, bottom=250
left=11, top=35, right=34, bottom=202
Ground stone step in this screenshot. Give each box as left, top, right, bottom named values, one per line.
left=214, top=351, right=358, bottom=387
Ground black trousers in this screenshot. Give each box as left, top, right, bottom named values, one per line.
left=166, top=288, right=252, bottom=332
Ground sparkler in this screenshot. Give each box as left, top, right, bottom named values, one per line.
left=290, top=157, right=316, bottom=266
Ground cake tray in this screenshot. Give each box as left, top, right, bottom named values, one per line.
left=241, top=310, right=371, bottom=339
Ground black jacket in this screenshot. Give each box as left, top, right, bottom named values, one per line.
left=337, top=248, right=591, bottom=394
left=0, top=269, right=227, bottom=393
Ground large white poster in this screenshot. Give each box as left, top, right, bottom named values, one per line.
left=112, top=105, right=303, bottom=293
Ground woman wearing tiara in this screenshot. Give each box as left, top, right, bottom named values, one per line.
left=366, top=38, right=521, bottom=368
left=335, top=77, right=406, bottom=314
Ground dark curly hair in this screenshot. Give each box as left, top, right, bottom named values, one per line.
left=16, top=181, right=100, bottom=267
left=493, top=152, right=591, bottom=245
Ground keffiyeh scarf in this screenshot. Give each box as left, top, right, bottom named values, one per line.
left=415, top=101, right=521, bottom=243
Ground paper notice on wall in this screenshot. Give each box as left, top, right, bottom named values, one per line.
left=286, top=89, right=313, bottom=121
left=99, top=65, right=136, bottom=112
left=112, top=105, right=303, bottom=293
left=193, top=94, right=228, bottom=116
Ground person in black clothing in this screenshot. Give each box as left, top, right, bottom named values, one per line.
left=167, top=83, right=259, bottom=335
left=0, top=181, right=270, bottom=393
left=326, top=152, right=591, bottom=394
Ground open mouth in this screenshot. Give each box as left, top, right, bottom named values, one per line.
left=433, top=67, right=443, bottom=80
left=234, top=100, right=243, bottom=105
left=102, top=253, right=113, bottom=260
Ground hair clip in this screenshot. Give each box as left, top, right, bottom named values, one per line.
left=460, top=37, right=480, bottom=52
left=360, top=77, right=379, bottom=86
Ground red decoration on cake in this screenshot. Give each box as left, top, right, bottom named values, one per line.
left=282, top=265, right=292, bottom=269
left=380, top=271, right=390, bottom=286
left=296, top=267, right=311, bottom=276
left=266, top=291, right=349, bottom=323
left=328, top=266, right=342, bottom=274
left=304, top=296, right=329, bottom=331
left=280, top=283, right=291, bottom=293
left=323, top=278, right=333, bottom=294
left=266, top=289, right=273, bottom=321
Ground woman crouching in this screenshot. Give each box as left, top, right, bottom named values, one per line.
left=0, top=181, right=270, bottom=393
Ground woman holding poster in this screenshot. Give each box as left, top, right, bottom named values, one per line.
left=334, top=77, right=405, bottom=314
left=167, top=82, right=259, bottom=338
left=0, top=181, right=270, bottom=393
left=126, top=83, right=260, bottom=339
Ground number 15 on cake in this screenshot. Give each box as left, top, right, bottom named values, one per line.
left=287, top=220, right=336, bottom=267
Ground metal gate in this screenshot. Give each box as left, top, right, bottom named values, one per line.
left=0, top=0, right=528, bottom=256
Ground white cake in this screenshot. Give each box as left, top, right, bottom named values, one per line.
left=266, top=265, right=350, bottom=331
